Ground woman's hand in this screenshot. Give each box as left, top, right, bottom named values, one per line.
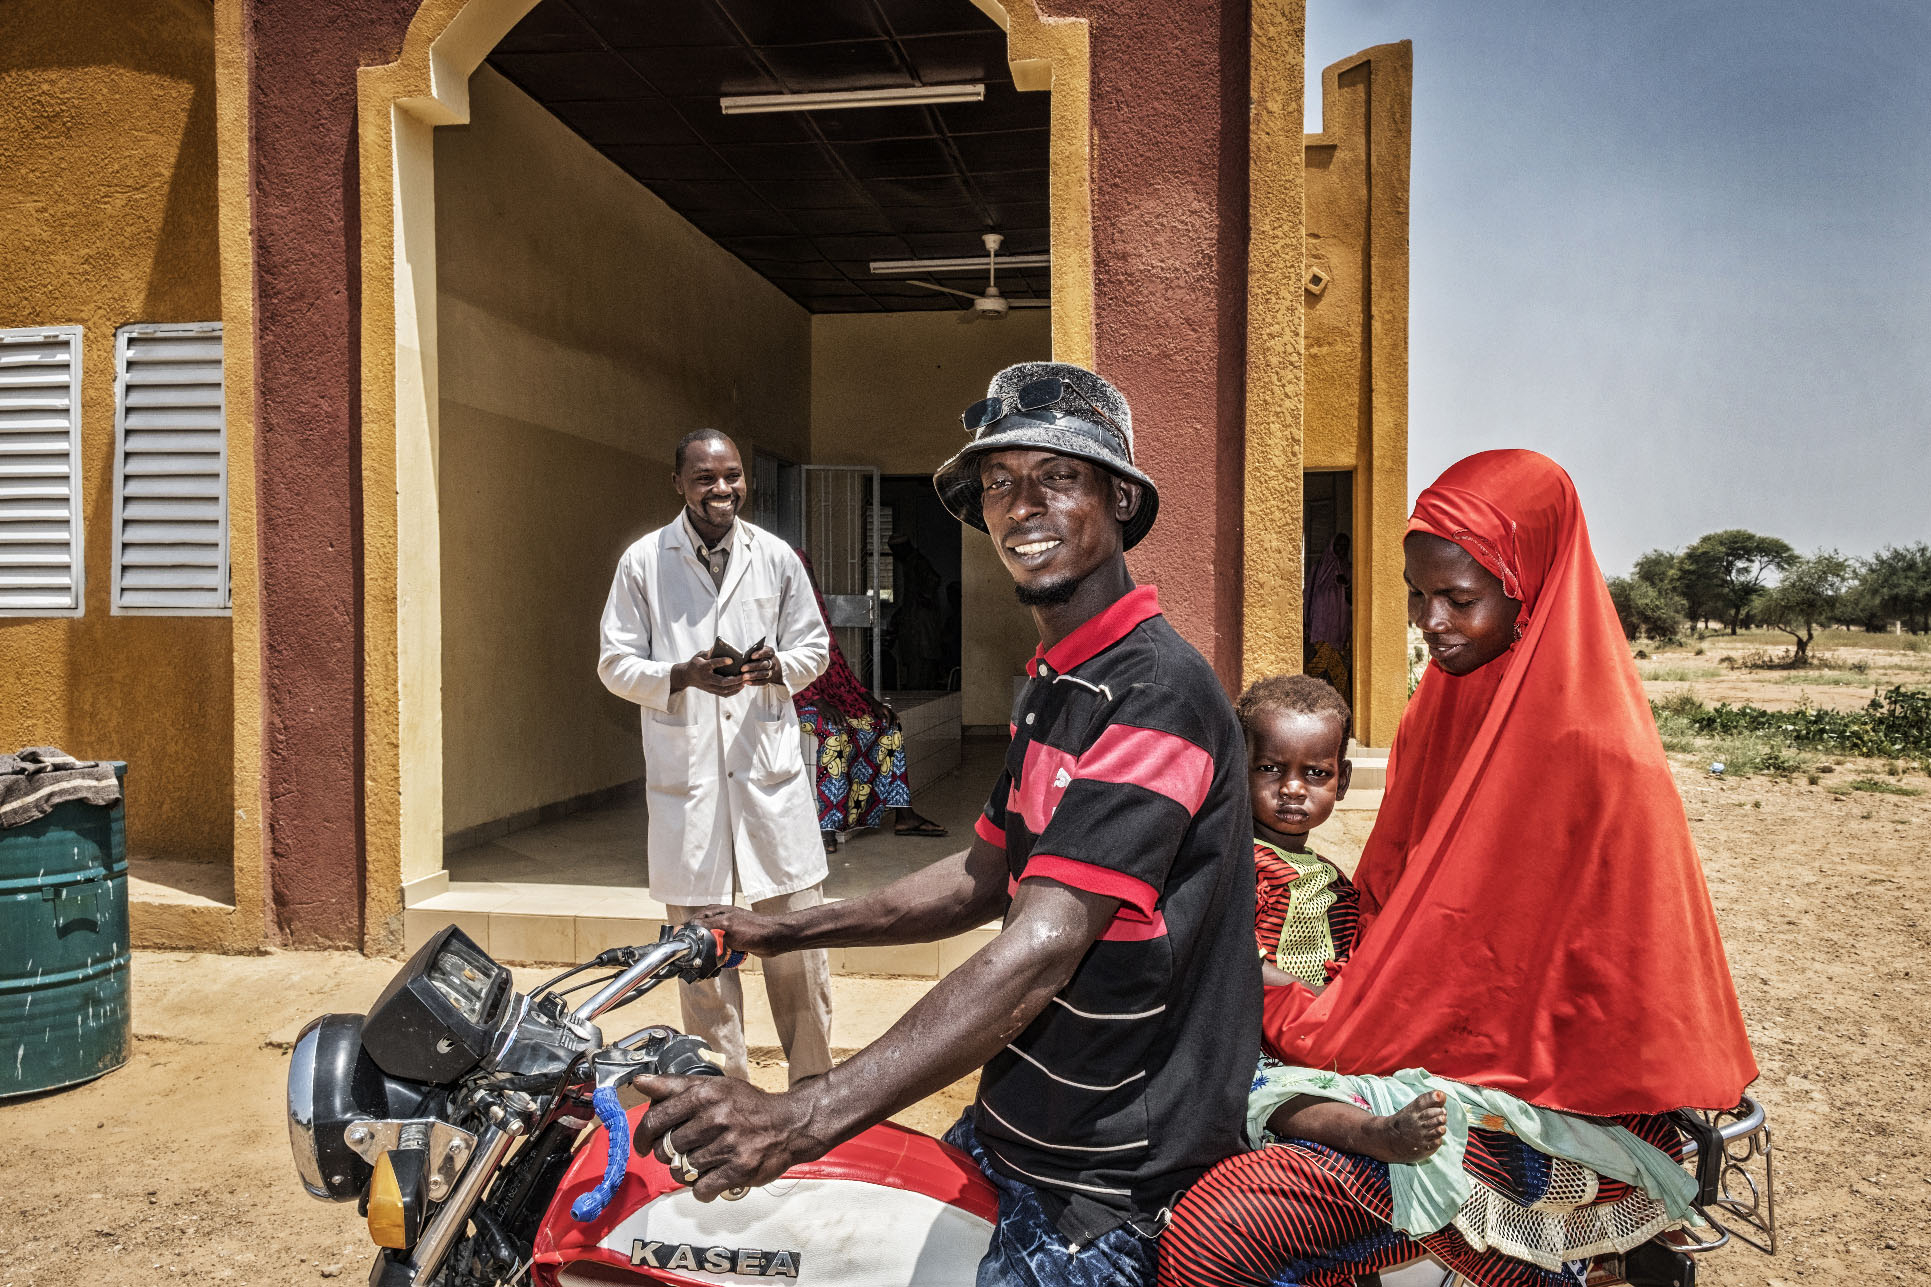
left=1262, top=960, right=1321, bottom=993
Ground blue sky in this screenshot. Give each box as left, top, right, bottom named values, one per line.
left=1305, top=0, right=1931, bottom=574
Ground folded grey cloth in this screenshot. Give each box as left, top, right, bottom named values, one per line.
left=0, top=747, right=122, bottom=829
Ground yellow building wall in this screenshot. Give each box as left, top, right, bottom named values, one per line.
left=0, top=0, right=234, bottom=862
left=808, top=310, right=1051, bottom=729
left=1303, top=44, right=1412, bottom=747
left=435, top=66, right=812, bottom=836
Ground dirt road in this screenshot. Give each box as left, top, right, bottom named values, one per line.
left=1, top=754, right=1925, bottom=1285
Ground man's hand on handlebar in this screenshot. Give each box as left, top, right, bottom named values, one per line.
left=631, top=1073, right=827, bottom=1202
left=687, top=905, right=791, bottom=958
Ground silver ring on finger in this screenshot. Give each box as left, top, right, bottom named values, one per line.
left=663, top=1131, right=701, bottom=1184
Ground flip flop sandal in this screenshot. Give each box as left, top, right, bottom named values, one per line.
left=894, top=820, right=949, bottom=838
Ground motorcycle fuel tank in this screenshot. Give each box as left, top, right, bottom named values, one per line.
left=532, top=1114, right=997, bottom=1287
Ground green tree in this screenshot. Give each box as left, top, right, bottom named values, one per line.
left=1752, top=551, right=1853, bottom=664
left=1607, top=575, right=1686, bottom=642
left=1854, top=543, right=1931, bottom=634
left=1632, top=548, right=1680, bottom=592
left=1677, top=530, right=1796, bottom=634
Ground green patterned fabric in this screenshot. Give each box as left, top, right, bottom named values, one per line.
left=1247, top=1063, right=1702, bottom=1237
left=1255, top=841, right=1342, bottom=984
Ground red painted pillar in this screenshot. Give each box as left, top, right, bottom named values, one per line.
left=245, top=0, right=419, bottom=946
left=1059, top=0, right=1251, bottom=693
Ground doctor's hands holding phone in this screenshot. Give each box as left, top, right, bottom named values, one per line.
left=670, top=636, right=776, bottom=696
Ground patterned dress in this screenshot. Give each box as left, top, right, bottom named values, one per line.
left=1157, top=1112, right=1688, bottom=1287
left=791, top=550, right=910, bottom=834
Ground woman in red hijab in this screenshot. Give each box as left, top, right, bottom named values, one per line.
left=1160, top=451, right=1757, bottom=1287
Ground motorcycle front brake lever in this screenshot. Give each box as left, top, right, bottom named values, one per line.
left=571, top=1047, right=659, bottom=1222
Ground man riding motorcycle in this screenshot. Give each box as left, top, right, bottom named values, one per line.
left=286, top=379, right=1778, bottom=1287
left=632, top=363, right=1262, bottom=1286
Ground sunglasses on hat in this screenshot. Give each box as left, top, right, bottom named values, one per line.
left=961, top=377, right=1126, bottom=443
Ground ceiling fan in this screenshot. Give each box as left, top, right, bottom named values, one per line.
left=906, top=233, right=1051, bottom=321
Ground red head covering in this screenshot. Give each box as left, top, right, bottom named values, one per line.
left=1263, top=450, right=1757, bottom=1115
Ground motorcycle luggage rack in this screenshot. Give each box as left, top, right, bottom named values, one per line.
left=1666, top=1096, right=1775, bottom=1256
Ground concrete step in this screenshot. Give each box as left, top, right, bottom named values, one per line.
left=406, top=881, right=998, bottom=977
left=1346, top=745, right=1390, bottom=790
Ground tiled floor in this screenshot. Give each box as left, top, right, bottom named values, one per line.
left=416, top=736, right=1010, bottom=971
left=409, top=735, right=1387, bottom=970
left=443, top=734, right=1005, bottom=897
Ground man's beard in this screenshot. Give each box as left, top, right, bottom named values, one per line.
left=1015, top=575, right=1080, bottom=607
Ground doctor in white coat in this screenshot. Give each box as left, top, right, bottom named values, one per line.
left=598, top=428, right=832, bottom=1082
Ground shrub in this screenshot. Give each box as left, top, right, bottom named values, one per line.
left=1845, top=777, right=1924, bottom=797
left=1638, top=663, right=1721, bottom=682
left=1651, top=685, right=1931, bottom=759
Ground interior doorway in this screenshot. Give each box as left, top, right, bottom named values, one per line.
left=403, top=0, right=1058, bottom=960
left=880, top=474, right=962, bottom=694
left=1303, top=469, right=1355, bottom=710
left=750, top=450, right=803, bottom=547
left=802, top=464, right=884, bottom=689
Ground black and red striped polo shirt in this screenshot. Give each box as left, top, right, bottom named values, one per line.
left=971, top=585, right=1260, bottom=1243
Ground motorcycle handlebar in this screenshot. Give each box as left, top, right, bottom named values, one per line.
left=570, top=938, right=692, bottom=1023
left=567, top=923, right=744, bottom=1025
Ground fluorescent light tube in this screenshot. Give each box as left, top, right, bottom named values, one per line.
left=720, top=84, right=985, bottom=115
left=870, top=253, right=1051, bottom=276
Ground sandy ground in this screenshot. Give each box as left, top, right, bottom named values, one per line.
left=2, top=751, right=1927, bottom=1285
left=1636, top=628, right=1930, bottom=714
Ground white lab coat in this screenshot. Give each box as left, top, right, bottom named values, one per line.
left=597, top=517, right=831, bottom=905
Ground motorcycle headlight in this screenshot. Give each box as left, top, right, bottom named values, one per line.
left=361, top=925, right=511, bottom=1084
left=287, top=1013, right=387, bottom=1201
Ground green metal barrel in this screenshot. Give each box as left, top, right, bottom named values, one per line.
left=0, top=763, right=130, bottom=1097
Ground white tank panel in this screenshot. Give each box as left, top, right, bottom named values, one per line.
left=586, top=1177, right=992, bottom=1286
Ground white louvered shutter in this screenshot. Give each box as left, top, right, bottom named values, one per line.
left=0, top=326, right=85, bottom=615
left=113, top=323, right=229, bottom=613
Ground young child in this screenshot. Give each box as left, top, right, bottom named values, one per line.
left=1238, top=674, right=1447, bottom=1164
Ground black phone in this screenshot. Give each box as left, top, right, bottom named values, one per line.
left=709, top=636, right=767, bottom=678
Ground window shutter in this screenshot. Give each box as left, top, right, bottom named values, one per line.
left=113, top=323, right=229, bottom=613
left=0, top=326, right=84, bottom=616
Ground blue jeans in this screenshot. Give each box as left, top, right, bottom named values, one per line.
left=943, top=1116, right=1159, bottom=1287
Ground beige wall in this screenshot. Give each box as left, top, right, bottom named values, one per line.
left=0, top=0, right=233, bottom=861
left=1303, top=44, right=1412, bottom=747
left=435, top=67, right=811, bottom=835
left=809, top=310, right=1050, bottom=728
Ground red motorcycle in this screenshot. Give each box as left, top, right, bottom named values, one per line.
left=286, top=922, right=1773, bottom=1286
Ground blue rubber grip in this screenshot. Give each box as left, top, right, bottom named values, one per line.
left=571, top=1085, right=629, bottom=1221
left=723, top=949, right=745, bottom=970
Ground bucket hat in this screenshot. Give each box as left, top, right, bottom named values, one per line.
left=933, top=362, right=1159, bottom=550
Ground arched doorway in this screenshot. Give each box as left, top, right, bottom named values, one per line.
left=354, top=0, right=1096, bottom=954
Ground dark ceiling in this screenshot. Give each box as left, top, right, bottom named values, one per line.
left=488, top=0, right=1051, bottom=313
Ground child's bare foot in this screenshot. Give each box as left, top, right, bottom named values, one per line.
left=1359, top=1091, right=1448, bottom=1163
